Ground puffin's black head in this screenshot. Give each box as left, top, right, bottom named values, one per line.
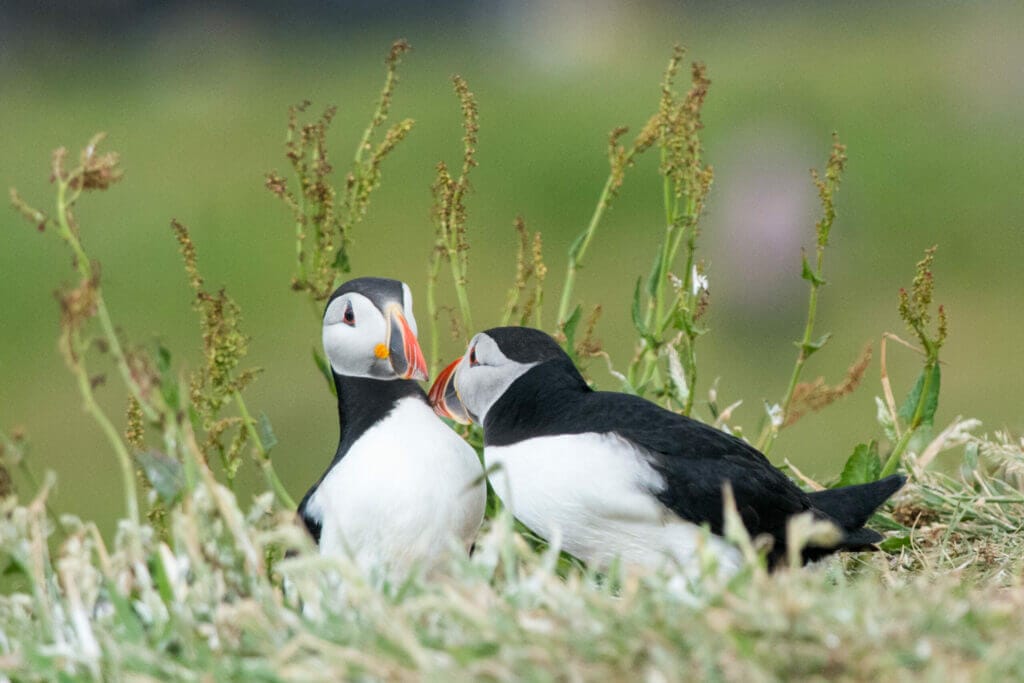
left=428, top=326, right=577, bottom=425
left=322, top=277, right=427, bottom=382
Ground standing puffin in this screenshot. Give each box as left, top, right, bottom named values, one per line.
left=298, top=277, right=485, bottom=574
left=429, top=326, right=904, bottom=573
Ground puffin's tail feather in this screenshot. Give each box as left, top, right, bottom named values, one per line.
left=768, top=475, right=905, bottom=568
left=808, top=474, right=906, bottom=531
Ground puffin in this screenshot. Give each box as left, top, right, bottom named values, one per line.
left=428, top=326, right=904, bottom=573
left=298, top=277, right=486, bottom=574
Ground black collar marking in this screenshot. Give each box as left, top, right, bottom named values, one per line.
left=298, top=372, right=426, bottom=542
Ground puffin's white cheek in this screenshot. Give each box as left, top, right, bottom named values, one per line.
left=459, top=368, right=496, bottom=424
left=323, top=325, right=362, bottom=375
left=322, top=326, right=343, bottom=372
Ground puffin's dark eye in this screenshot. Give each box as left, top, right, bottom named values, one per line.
left=342, top=302, right=355, bottom=326
left=469, top=346, right=478, bottom=367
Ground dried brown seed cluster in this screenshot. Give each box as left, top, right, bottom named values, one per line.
left=125, top=397, right=145, bottom=451
left=9, top=188, right=48, bottom=231
left=427, top=73, right=481, bottom=348
left=432, top=74, right=478, bottom=279
left=811, top=133, right=848, bottom=247
left=76, top=133, right=124, bottom=191
left=172, top=220, right=260, bottom=479
left=659, top=52, right=714, bottom=229
left=267, top=40, right=415, bottom=301
left=786, top=344, right=873, bottom=428
left=56, top=270, right=102, bottom=344
left=503, top=216, right=547, bottom=327
left=49, top=133, right=124, bottom=193
left=898, top=246, right=948, bottom=352
left=575, top=305, right=604, bottom=360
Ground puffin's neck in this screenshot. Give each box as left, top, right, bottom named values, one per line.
left=483, top=358, right=590, bottom=447
left=332, top=373, right=426, bottom=458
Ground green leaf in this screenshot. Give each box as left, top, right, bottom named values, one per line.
left=156, top=344, right=172, bottom=373
left=835, top=441, right=881, bottom=487
left=868, top=512, right=908, bottom=532
left=152, top=547, right=175, bottom=605
left=332, top=246, right=351, bottom=273
left=919, top=362, right=941, bottom=426
left=631, top=277, right=646, bottom=336
left=562, top=305, right=582, bottom=352
left=800, top=252, right=825, bottom=286
left=257, top=413, right=278, bottom=452
left=645, top=249, right=661, bottom=297
left=898, top=363, right=941, bottom=427
left=567, top=230, right=588, bottom=263
left=312, top=347, right=336, bottom=396
left=136, top=450, right=184, bottom=505
left=798, top=332, right=832, bottom=357
left=187, top=404, right=203, bottom=433
left=156, top=344, right=180, bottom=410
left=879, top=533, right=912, bottom=553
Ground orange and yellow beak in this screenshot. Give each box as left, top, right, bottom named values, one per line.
left=385, top=306, right=428, bottom=382
left=427, top=357, right=472, bottom=424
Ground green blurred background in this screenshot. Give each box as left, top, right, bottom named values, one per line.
left=2, top=1, right=1021, bottom=531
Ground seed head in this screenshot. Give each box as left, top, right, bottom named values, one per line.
left=897, top=246, right=947, bottom=354
left=74, top=133, right=124, bottom=191
left=57, top=268, right=101, bottom=333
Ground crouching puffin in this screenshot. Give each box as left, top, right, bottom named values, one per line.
left=429, top=326, right=904, bottom=573
left=298, top=277, right=486, bottom=574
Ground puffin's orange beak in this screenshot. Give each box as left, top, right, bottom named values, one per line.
left=427, top=357, right=471, bottom=424
left=386, top=306, right=428, bottom=382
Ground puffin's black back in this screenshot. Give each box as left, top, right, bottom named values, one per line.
left=481, top=334, right=903, bottom=565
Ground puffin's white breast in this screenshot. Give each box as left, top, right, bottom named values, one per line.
left=485, top=432, right=741, bottom=576
left=306, top=397, right=486, bottom=573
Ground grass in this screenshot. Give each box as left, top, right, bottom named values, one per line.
left=0, top=447, right=1022, bottom=680
left=2, top=21, right=1024, bottom=681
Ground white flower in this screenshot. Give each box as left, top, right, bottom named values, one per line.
left=691, top=265, right=709, bottom=295
left=767, top=402, right=784, bottom=428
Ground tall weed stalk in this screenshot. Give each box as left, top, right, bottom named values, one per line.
left=11, top=136, right=296, bottom=528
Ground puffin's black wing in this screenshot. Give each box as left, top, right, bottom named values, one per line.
left=580, top=389, right=813, bottom=542
left=594, top=392, right=907, bottom=558
left=484, top=358, right=812, bottom=543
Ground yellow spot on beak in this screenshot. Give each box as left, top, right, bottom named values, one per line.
left=374, top=343, right=389, bottom=359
